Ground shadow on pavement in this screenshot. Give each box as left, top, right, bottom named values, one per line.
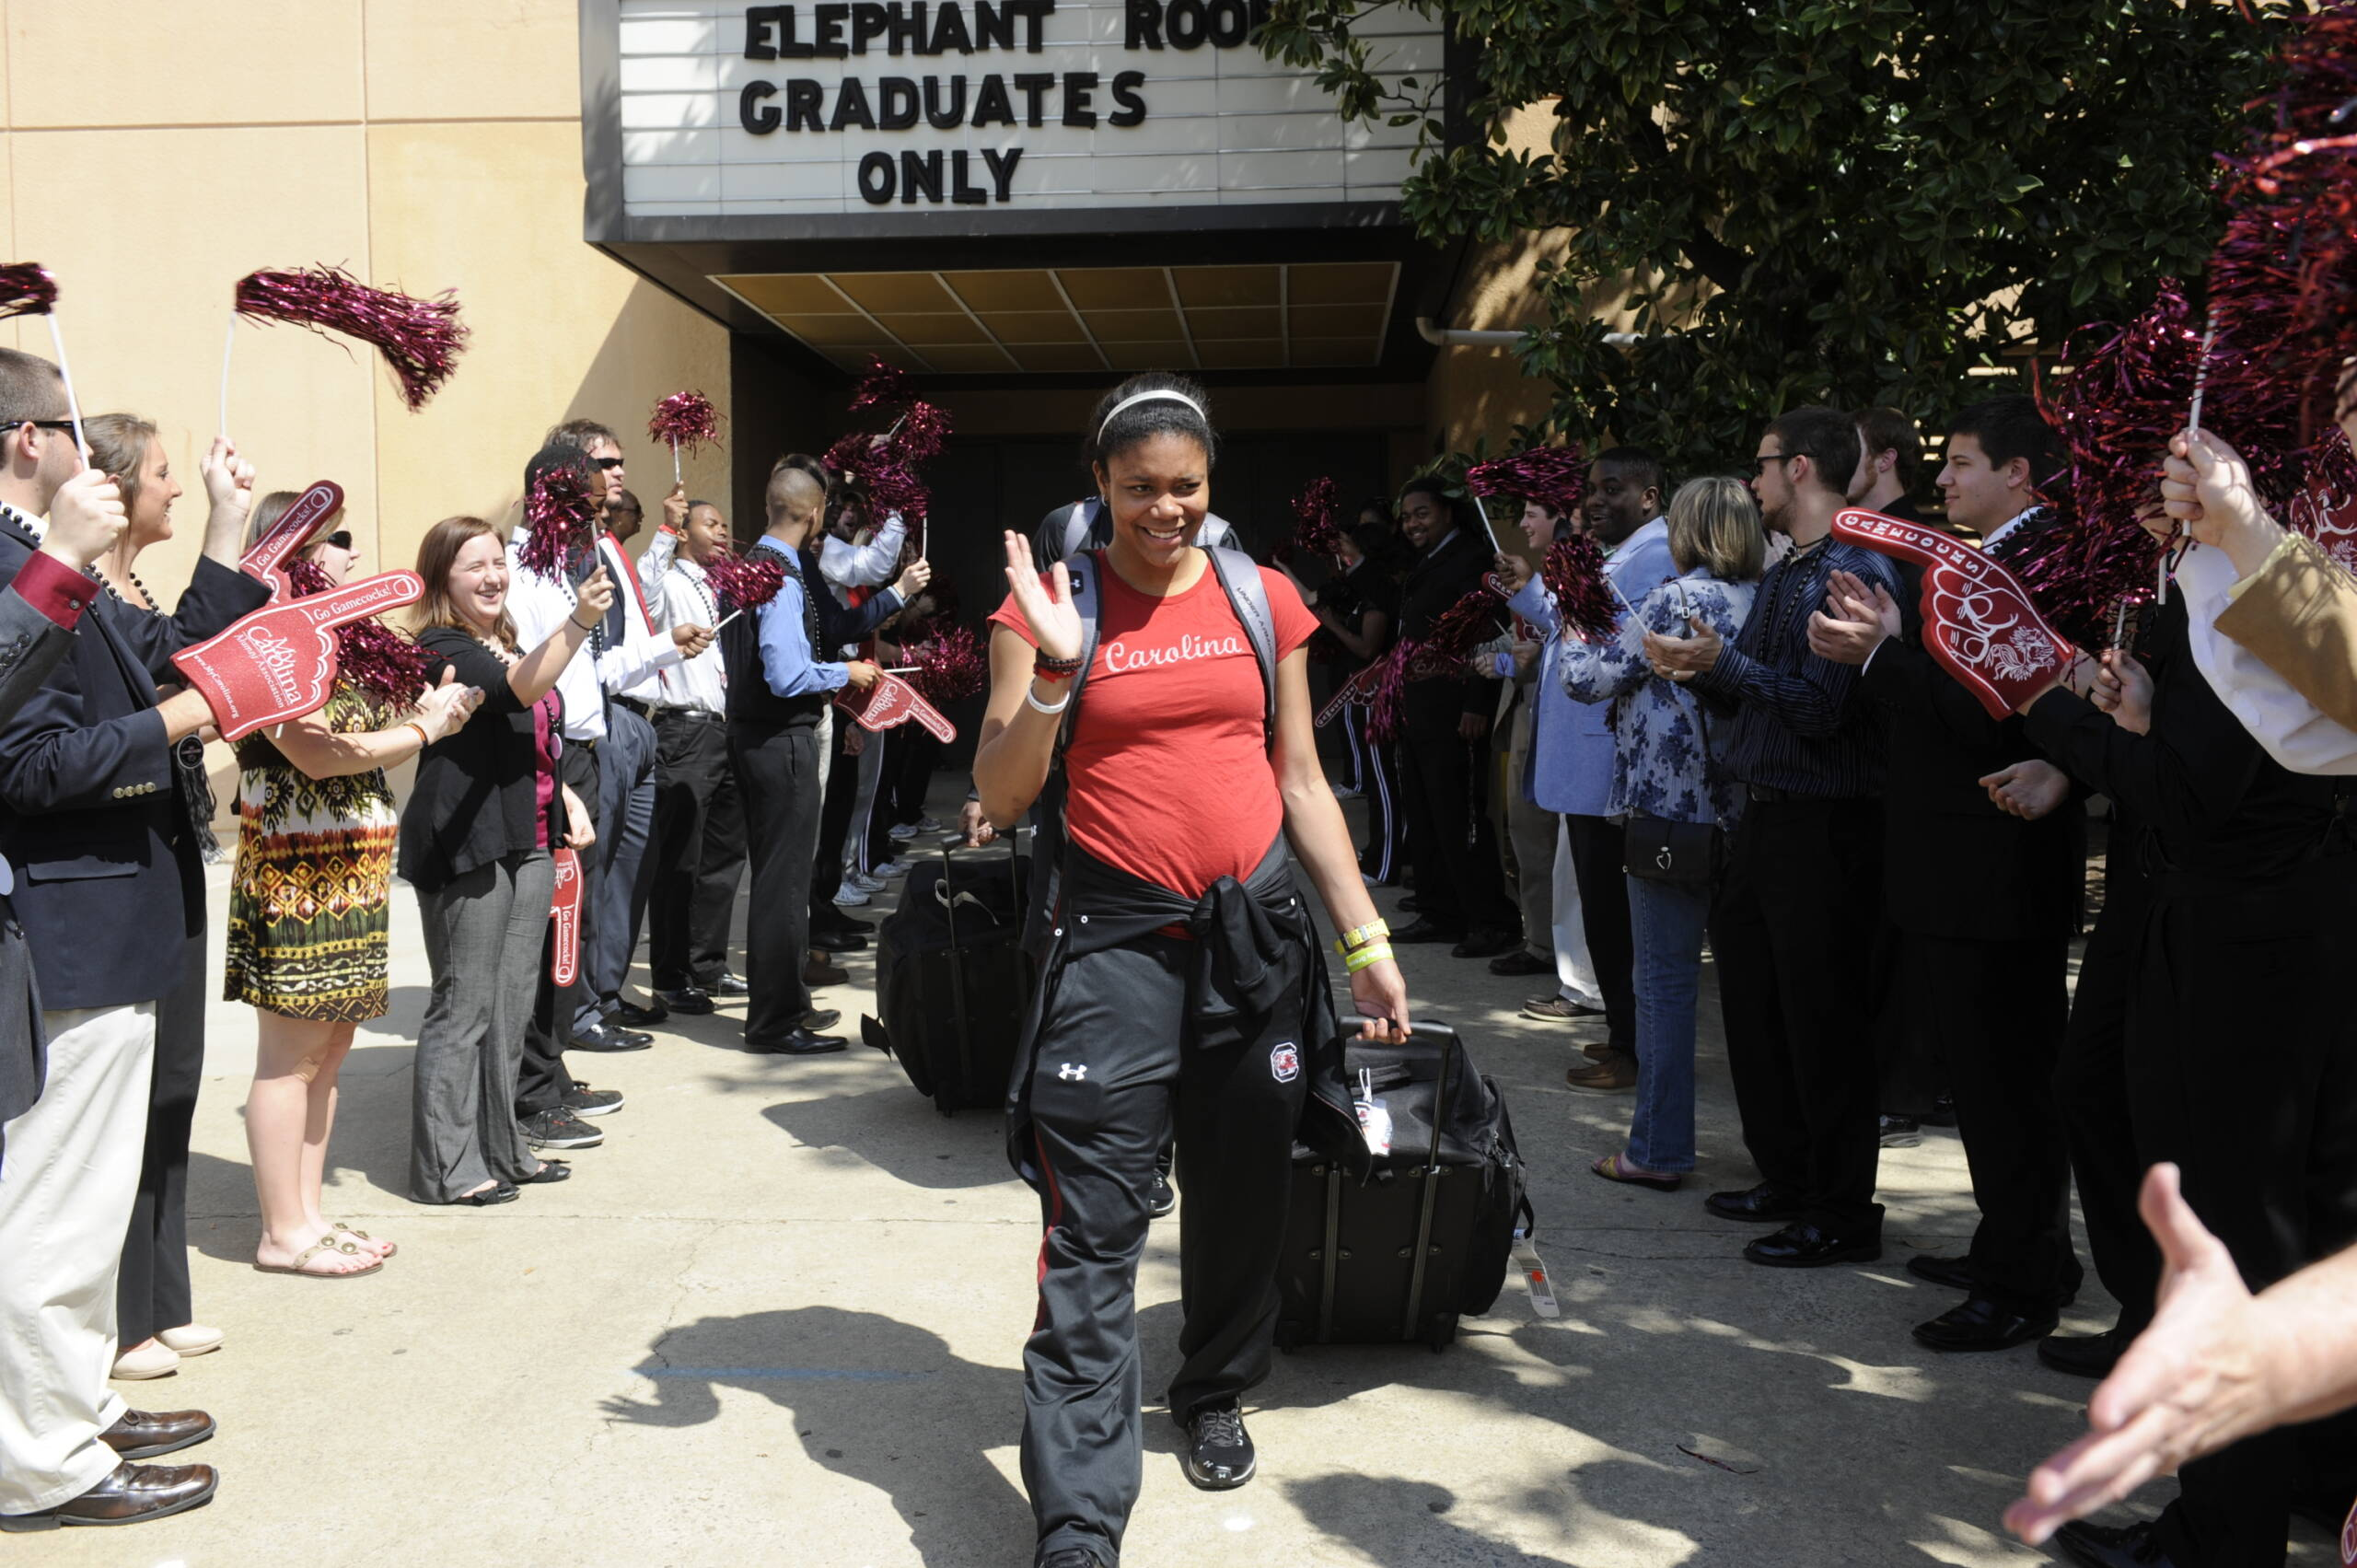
left=762, top=1086, right=1018, bottom=1191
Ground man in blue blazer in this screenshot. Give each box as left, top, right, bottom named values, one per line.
left=0, top=347, right=270, bottom=1533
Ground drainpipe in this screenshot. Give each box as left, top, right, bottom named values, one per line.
left=1415, top=318, right=1642, bottom=348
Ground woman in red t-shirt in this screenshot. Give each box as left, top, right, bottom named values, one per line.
left=975, top=373, right=1409, bottom=1568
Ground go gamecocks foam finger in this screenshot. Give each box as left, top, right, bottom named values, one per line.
left=169, top=569, right=424, bottom=739
left=834, top=672, right=956, bottom=741
left=550, top=848, right=584, bottom=986
left=1830, top=508, right=2079, bottom=721
left=238, top=480, right=344, bottom=600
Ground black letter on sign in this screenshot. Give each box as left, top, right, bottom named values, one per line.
left=930, top=1, right=972, bottom=52
left=1015, top=0, right=1055, bottom=51
left=830, top=75, right=877, bottom=130
left=1206, top=0, right=1247, bottom=45
left=970, top=74, right=1016, bottom=127
left=923, top=75, right=968, bottom=127
left=785, top=78, right=825, bottom=130
left=1124, top=0, right=1161, bottom=47
left=973, top=1, right=1014, bottom=50
left=858, top=151, right=896, bottom=203
left=1108, top=69, right=1146, bottom=127
left=889, top=1, right=929, bottom=52
left=1013, top=73, right=1053, bottom=127
left=902, top=149, right=944, bottom=203
left=853, top=2, right=890, bottom=52
left=1165, top=0, right=1203, bottom=46
left=1062, top=71, right=1097, bottom=127
left=814, top=2, right=850, bottom=54
left=952, top=149, right=990, bottom=203
left=745, top=4, right=783, bottom=58
left=740, top=79, right=784, bottom=133
left=877, top=76, right=921, bottom=129
left=981, top=145, right=1023, bottom=202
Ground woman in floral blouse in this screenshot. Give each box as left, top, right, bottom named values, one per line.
left=1559, top=476, right=1764, bottom=1190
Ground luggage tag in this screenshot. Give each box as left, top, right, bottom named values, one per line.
left=1512, top=1225, right=1561, bottom=1318
left=1353, top=1067, right=1392, bottom=1158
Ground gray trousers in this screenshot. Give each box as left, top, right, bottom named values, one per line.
left=1502, top=698, right=1558, bottom=958
left=411, top=851, right=553, bottom=1203
left=580, top=704, right=656, bottom=1026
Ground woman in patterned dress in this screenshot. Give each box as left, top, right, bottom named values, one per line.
left=228, top=492, right=482, bottom=1277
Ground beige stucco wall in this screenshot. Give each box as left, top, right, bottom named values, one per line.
left=0, top=0, right=729, bottom=591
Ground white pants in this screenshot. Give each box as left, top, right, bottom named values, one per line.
left=0, top=1002, right=155, bottom=1513
left=1550, top=819, right=1604, bottom=1008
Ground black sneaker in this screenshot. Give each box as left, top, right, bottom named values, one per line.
left=1036, top=1549, right=1109, bottom=1568
left=1879, top=1113, right=1922, bottom=1148
left=1147, top=1169, right=1176, bottom=1219
left=563, top=1085, right=624, bottom=1117
left=1182, top=1402, right=1256, bottom=1491
left=522, top=1106, right=605, bottom=1149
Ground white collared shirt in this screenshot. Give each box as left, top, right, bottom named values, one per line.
left=505, top=531, right=606, bottom=744
left=595, top=532, right=681, bottom=706
left=655, top=553, right=728, bottom=716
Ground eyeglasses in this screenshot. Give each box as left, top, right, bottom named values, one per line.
left=0, top=418, right=76, bottom=436
left=1748, top=452, right=1794, bottom=477
left=592, top=457, right=625, bottom=471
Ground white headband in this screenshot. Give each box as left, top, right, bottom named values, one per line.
left=1097, top=389, right=1206, bottom=442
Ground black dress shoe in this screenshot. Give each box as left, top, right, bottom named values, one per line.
left=799, top=1007, right=842, bottom=1031
left=1487, top=948, right=1553, bottom=977
left=1147, top=1169, right=1177, bottom=1219
left=1391, top=917, right=1466, bottom=945
left=655, top=986, right=715, bottom=1016
left=707, top=970, right=751, bottom=996
left=1744, top=1221, right=1881, bottom=1268
left=1449, top=926, right=1517, bottom=959
left=1911, top=1295, right=2058, bottom=1353
left=1181, top=1402, right=1256, bottom=1491
left=808, top=923, right=869, bottom=952
left=816, top=909, right=875, bottom=934
left=2050, top=1519, right=2177, bottom=1567
left=99, top=1410, right=215, bottom=1460
left=1905, top=1251, right=1974, bottom=1291
left=1703, top=1181, right=1806, bottom=1224
left=748, top=1027, right=848, bottom=1056
left=610, top=998, right=668, bottom=1028
left=568, top=1021, right=652, bottom=1052
left=0, top=1461, right=216, bottom=1531
left=2039, top=1327, right=2134, bottom=1380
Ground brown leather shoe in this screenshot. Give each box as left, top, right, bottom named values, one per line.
left=1565, top=1051, right=1636, bottom=1094
left=98, top=1409, right=215, bottom=1460
left=0, top=1461, right=216, bottom=1531
left=804, top=954, right=849, bottom=988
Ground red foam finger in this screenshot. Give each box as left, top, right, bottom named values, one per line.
left=168, top=568, right=424, bottom=739
left=1831, top=508, right=2078, bottom=721
left=550, top=848, right=583, bottom=986
left=834, top=672, right=956, bottom=741
left=238, top=480, right=345, bottom=601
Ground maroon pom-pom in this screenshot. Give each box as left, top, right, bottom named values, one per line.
left=648, top=390, right=723, bottom=455
left=235, top=265, right=467, bottom=411
left=893, top=401, right=952, bottom=463
left=1362, top=583, right=1510, bottom=742
left=847, top=357, right=914, bottom=416
left=1289, top=477, right=1344, bottom=562
left=1467, top=444, right=1587, bottom=516
left=286, top=557, right=435, bottom=709
left=905, top=624, right=987, bottom=703
left=516, top=462, right=603, bottom=581
left=702, top=549, right=787, bottom=613
left=826, top=430, right=932, bottom=520
left=1540, top=532, right=1622, bottom=643
left=0, top=262, right=57, bottom=321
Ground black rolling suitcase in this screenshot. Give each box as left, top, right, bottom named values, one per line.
left=1275, top=1021, right=1531, bottom=1351
left=861, top=841, right=1030, bottom=1115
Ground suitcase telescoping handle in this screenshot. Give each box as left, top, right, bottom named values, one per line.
left=1343, top=1016, right=1458, bottom=1342
left=935, top=824, right=1026, bottom=950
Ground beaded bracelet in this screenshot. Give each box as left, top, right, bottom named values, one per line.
left=1342, top=942, right=1394, bottom=973
left=1332, top=918, right=1391, bottom=956
left=1034, top=651, right=1084, bottom=681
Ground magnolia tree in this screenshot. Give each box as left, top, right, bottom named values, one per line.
left=1261, top=0, right=2290, bottom=471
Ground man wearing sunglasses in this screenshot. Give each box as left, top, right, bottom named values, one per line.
left=1644, top=406, right=1900, bottom=1272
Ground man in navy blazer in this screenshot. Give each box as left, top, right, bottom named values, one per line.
left=0, top=347, right=268, bottom=1534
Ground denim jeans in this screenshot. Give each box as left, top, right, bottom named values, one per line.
left=1624, top=871, right=1713, bottom=1173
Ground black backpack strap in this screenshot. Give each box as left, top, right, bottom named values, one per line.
left=1055, top=550, right=1103, bottom=755
left=1204, top=543, right=1279, bottom=748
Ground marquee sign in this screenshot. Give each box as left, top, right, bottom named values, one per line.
left=613, top=0, right=1440, bottom=216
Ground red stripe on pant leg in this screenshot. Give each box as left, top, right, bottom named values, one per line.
left=1033, top=1127, right=1064, bottom=1330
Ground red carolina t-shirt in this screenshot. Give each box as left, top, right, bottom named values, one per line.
left=993, top=555, right=1317, bottom=899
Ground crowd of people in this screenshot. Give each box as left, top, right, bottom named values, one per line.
left=0, top=340, right=2351, bottom=1568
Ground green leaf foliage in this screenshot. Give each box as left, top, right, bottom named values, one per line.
left=1260, top=0, right=2293, bottom=472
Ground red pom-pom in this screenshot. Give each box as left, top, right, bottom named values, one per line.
left=285, top=557, right=435, bottom=709
left=1540, top=532, right=1622, bottom=643
left=1467, top=444, right=1587, bottom=516
left=648, top=390, right=723, bottom=455
left=516, top=463, right=603, bottom=582
left=0, top=262, right=57, bottom=321
left=235, top=265, right=467, bottom=411
left=826, top=430, right=931, bottom=520
left=904, top=624, right=986, bottom=703
left=847, top=357, right=914, bottom=416
left=1289, top=477, right=1344, bottom=561
left=702, top=549, right=787, bottom=612
left=893, top=400, right=952, bottom=462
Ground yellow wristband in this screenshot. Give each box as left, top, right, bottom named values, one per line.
left=1333, top=918, right=1391, bottom=956
left=1343, top=943, right=1394, bottom=974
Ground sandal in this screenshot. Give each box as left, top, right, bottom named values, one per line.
left=517, top=1159, right=570, bottom=1186
left=334, top=1223, right=395, bottom=1258
left=253, top=1234, right=384, bottom=1279
left=1591, top=1152, right=1683, bottom=1192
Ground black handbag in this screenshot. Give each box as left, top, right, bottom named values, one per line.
left=1622, top=679, right=1723, bottom=889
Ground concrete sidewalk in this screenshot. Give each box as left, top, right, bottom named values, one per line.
left=31, top=791, right=2335, bottom=1567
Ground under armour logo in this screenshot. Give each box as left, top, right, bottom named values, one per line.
left=1058, top=1063, right=1087, bottom=1082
